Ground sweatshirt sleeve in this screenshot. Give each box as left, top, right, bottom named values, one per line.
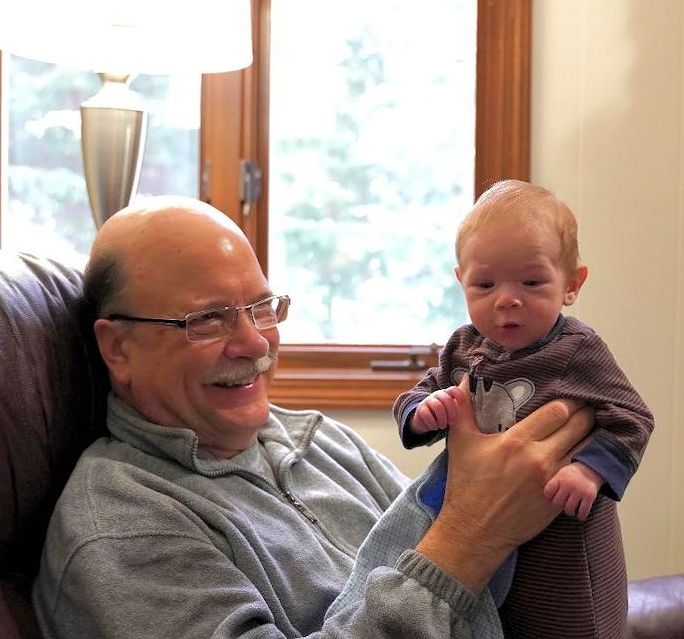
left=34, top=528, right=500, bottom=639
left=327, top=551, right=502, bottom=638
left=556, top=331, right=654, bottom=500
left=324, top=459, right=503, bottom=637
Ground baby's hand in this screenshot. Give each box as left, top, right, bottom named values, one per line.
left=411, top=386, right=464, bottom=434
left=543, top=461, right=603, bottom=522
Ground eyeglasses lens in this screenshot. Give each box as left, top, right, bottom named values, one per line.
left=253, top=298, right=280, bottom=329
left=187, top=308, right=237, bottom=340
left=185, top=296, right=288, bottom=342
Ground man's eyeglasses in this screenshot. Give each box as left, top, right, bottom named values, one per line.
left=107, top=295, right=290, bottom=342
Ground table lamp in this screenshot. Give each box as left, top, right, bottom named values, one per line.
left=0, top=0, right=252, bottom=227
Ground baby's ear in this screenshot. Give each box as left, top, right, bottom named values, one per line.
left=564, top=264, right=588, bottom=306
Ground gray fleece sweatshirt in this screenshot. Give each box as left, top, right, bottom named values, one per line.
left=33, top=394, right=502, bottom=638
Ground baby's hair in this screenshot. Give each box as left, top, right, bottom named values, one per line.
left=456, top=179, right=580, bottom=274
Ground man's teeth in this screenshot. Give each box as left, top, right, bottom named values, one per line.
left=214, top=378, right=255, bottom=388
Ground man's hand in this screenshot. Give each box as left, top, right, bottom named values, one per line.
left=543, top=461, right=603, bottom=522
left=416, top=376, right=594, bottom=593
left=411, top=386, right=464, bottom=433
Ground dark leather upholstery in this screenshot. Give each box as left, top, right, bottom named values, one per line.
left=0, top=250, right=682, bottom=638
left=627, top=573, right=684, bottom=638
left=0, top=252, right=109, bottom=639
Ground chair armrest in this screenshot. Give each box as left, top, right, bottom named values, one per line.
left=627, top=573, right=684, bottom=638
left=0, top=583, right=41, bottom=639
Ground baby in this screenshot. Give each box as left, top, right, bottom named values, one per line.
left=394, top=180, right=654, bottom=636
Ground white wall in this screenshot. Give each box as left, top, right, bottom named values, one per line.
left=531, top=0, right=684, bottom=581
left=330, top=0, right=684, bottom=582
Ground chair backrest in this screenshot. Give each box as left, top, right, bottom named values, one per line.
left=0, top=252, right=110, bottom=638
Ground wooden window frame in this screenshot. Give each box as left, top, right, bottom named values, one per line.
left=203, top=0, right=531, bottom=410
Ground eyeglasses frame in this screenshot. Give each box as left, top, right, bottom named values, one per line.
left=106, top=294, right=290, bottom=342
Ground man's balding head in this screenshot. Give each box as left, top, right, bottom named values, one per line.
left=85, top=196, right=255, bottom=318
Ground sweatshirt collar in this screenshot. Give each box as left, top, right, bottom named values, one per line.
left=106, top=394, right=323, bottom=476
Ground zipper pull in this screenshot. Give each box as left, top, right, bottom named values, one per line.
left=282, top=490, right=318, bottom=524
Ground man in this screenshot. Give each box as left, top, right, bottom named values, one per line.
left=33, top=196, right=592, bottom=638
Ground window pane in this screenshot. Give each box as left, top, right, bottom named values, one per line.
left=268, top=0, right=475, bottom=345
left=2, top=55, right=200, bottom=266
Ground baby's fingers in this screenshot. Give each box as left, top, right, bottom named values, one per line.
left=414, top=405, right=438, bottom=432
left=562, top=493, right=581, bottom=519
left=576, top=497, right=592, bottom=522
left=543, top=477, right=559, bottom=501
left=548, top=482, right=571, bottom=510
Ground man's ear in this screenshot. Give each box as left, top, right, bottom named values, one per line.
left=93, top=318, right=132, bottom=386
left=563, top=264, right=588, bottom=306
left=455, top=265, right=463, bottom=284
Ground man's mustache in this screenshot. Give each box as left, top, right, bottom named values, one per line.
left=206, top=351, right=277, bottom=386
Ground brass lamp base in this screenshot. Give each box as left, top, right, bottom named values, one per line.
left=80, top=73, right=147, bottom=228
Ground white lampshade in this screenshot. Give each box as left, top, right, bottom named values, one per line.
left=0, top=0, right=253, bottom=229
left=0, top=0, right=252, bottom=74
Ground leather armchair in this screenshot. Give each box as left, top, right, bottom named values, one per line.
left=0, top=252, right=109, bottom=639
left=0, top=250, right=682, bottom=638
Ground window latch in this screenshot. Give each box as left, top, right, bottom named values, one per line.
left=240, top=160, right=262, bottom=217
left=370, top=345, right=439, bottom=372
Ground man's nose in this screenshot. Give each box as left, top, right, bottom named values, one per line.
left=494, top=285, right=522, bottom=309
left=222, top=309, right=271, bottom=358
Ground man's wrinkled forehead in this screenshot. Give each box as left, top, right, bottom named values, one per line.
left=114, top=219, right=253, bottom=299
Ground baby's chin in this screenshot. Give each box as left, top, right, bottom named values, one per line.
left=484, top=325, right=541, bottom=352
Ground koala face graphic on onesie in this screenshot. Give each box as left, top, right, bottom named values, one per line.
left=451, top=369, right=534, bottom=433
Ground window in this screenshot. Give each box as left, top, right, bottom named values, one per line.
left=202, top=0, right=531, bottom=409
left=268, top=0, right=476, bottom=346
left=0, top=0, right=530, bottom=410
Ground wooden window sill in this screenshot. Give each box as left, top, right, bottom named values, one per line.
left=271, top=344, right=440, bottom=410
